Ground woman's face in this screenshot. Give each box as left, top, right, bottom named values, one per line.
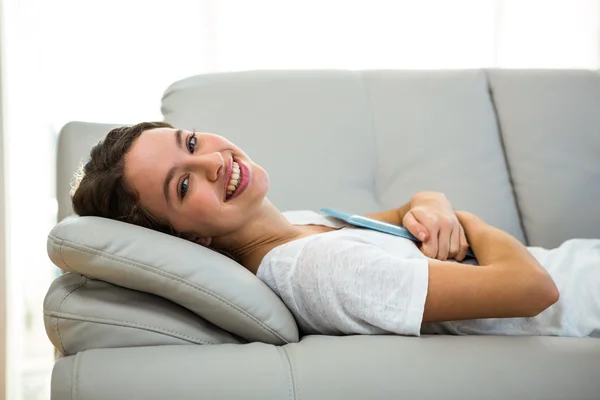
left=124, top=127, right=269, bottom=239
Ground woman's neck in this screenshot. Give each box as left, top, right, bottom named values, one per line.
left=210, top=201, right=337, bottom=274
left=239, top=223, right=338, bottom=274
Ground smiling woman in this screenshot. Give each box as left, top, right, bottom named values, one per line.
left=145, top=129, right=246, bottom=205
left=68, top=121, right=600, bottom=340
left=73, top=121, right=273, bottom=258
left=122, top=124, right=265, bottom=235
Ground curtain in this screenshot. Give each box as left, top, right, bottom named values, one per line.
left=2, top=0, right=599, bottom=398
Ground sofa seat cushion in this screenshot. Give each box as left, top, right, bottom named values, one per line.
left=49, top=335, right=600, bottom=400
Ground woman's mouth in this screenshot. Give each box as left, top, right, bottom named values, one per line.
left=226, top=161, right=241, bottom=200
left=225, top=158, right=250, bottom=201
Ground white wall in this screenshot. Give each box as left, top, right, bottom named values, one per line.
left=0, top=0, right=6, bottom=397
left=0, top=112, right=5, bottom=400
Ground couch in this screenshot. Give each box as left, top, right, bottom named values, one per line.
left=44, top=69, right=600, bottom=399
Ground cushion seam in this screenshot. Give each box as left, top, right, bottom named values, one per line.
left=44, top=310, right=213, bottom=345
left=357, top=70, right=381, bottom=206
left=281, top=346, right=299, bottom=400
left=58, top=237, right=74, bottom=273
left=47, top=233, right=288, bottom=343
left=56, top=274, right=87, bottom=355
left=484, top=69, right=529, bottom=244
left=72, top=351, right=82, bottom=400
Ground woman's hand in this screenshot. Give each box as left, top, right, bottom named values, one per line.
left=403, top=192, right=469, bottom=261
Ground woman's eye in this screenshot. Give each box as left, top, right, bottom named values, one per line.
left=179, top=177, right=189, bottom=199
left=187, top=133, right=197, bottom=153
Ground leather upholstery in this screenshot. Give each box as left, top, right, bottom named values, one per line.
left=488, top=69, right=600, bottom=247
left=47, top=70, right=600, bottom=399
left=44, top=272, right=242, bottom=356
left=51, top=335, right=600, bottom=399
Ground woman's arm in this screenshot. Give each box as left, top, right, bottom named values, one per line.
left=422, top=211, right=560, bottom=323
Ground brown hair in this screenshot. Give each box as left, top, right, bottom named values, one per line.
left=71, top=121, right=177, bottom=236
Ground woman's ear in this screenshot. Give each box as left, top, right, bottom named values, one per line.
left=180, top=232, right=212, bottom=247
left=195, top=236, right=212, bottom=247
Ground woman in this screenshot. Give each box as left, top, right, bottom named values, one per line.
left=72, top=121, right=600, bottom=338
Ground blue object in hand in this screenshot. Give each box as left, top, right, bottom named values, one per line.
left=320, top=207, right=477, bottom=260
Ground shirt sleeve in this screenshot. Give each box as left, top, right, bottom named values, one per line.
left=289, top=234, right=429, bottom=337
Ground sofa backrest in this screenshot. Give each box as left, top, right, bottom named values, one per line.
left=58, top=69, right=600, bottom=248
left=487, top=70, right=600, bottom=247
left=161, top=69, right=525, bottom=242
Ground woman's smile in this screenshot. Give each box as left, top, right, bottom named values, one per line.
left=226, top=157, right=251, bottom=201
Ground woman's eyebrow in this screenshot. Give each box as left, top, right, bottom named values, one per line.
left=163, top=129, right=184, bottom=205
left=175, top=129, right=184, bottom=149
left=163, top=166, right=177, bottom=205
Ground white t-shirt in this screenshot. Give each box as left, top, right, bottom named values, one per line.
left=256, top=210, right=600, bottom=338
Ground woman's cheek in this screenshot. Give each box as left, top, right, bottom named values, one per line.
left=191, top=188, right=220, bottom=215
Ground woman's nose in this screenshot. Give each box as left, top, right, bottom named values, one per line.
left=186, top=151, right=224, bottom=182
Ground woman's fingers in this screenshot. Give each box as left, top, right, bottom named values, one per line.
left=402, top=211, right=429, bottom=242
left=436, top=218, right=451, bottom=261
left=422, top=231, right=439, bottom=259
left=455, top=224, right=469, bottom=261
left=449, top=224, right=460, bottom=260
left=410, top=211, right=439, bottom=259
left=407, top=209, right=466, bottom=261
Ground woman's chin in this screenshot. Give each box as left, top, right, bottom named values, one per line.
left=253, top=167, right=270, bottom=196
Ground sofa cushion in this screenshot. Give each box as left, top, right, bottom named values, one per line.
left=49, top=335, right=600, bottom=400
left=47, top=216, right=299, bottom=345
left=44, top=272, right=241, bottom=356
left=161, top=70, right=383, bottom=214
left=361, top=70, right=525, bottom=241
left=489, top=69, right=600, bottom=248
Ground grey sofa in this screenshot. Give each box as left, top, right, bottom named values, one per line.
left=44, top=70, right=600, bottom=399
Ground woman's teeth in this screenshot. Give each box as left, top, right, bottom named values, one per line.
left=226, top=161, right=241, bottom=198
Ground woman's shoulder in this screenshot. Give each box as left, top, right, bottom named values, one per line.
left=256, top=228, right=355, bottom=277
left=261, top=227, right=409, bottom=273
